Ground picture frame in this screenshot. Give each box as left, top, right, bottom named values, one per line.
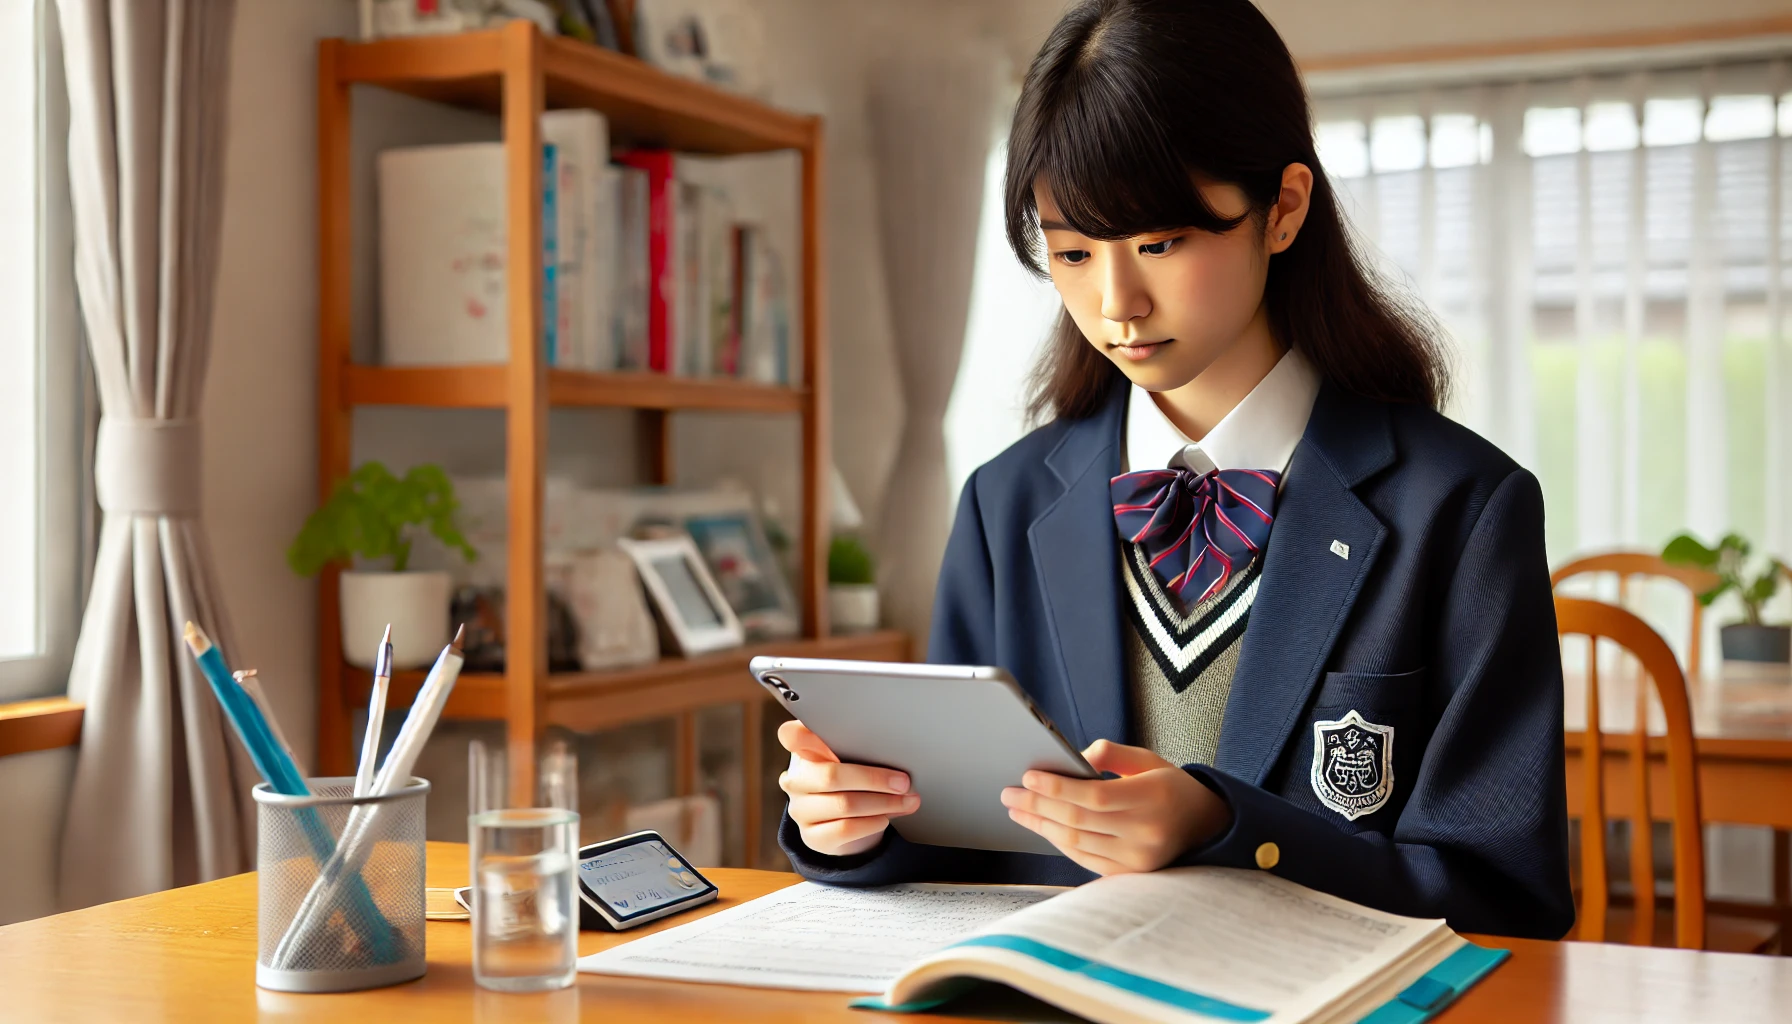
left=632, top=0, right=767, bottom=97
left=618, top=535, right=744, bottom=656
left=683, top=511, right=798, bottom=640
left=547, top=549, right=660, bottom=671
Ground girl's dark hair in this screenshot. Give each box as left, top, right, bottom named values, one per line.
left=1008, top=0, right=1450, bottom=422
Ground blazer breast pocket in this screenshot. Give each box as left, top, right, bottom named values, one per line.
left=1312, top=666, right=1426, bottom=716
left=1296, top=667, right=1426, bottom=828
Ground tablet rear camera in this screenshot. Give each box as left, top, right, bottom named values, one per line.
left=765, top=675, right=799, bottom=701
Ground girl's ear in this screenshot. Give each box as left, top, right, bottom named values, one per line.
left=1266, top=163, right=1314, bottom=255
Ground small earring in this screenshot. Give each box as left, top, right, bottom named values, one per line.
left=1280, top=232, right=1288, bottom=240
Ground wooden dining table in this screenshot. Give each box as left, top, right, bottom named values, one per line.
left=1562, top=659, right=1792, bottom=830
left=3, top=841, right=1791, bottom=1023
left=1563, top=656, right=1792, bottom=935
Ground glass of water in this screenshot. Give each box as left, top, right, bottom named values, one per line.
left=470, top=806, right=580, bottom=992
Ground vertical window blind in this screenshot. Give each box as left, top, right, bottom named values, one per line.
left=1313, top=60, right=1792, bottom=576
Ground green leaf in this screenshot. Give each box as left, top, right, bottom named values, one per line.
left=1745, top=565, right=1782, bottom=611
left=1661, top=533, right=1719, bottom=569
left=828, top=535, right=876, bottom=585
left=1750, top=560, right=1791, bottom=625
left=286, top=461, right=479, bottom=576
left=1696, top=578, right=1736, bottom=608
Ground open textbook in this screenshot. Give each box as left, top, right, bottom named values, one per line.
left=578, top=867, right=1506, bottom=1024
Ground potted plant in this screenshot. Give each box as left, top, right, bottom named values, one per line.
left=827, top=534, right=879, bottom=635
left=1662, top=532, right=1789, bottom=664
left=289, top=462, right=477, bottom=670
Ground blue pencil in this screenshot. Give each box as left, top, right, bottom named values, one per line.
left=182, top=622, right=402, bottom=964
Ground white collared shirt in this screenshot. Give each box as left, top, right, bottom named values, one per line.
left=1123, top=348, right=1321, bottom=479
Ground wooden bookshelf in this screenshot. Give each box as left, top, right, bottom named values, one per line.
left=342, top=630, right=910, bottom=727
left=344, top=365, right=808, bottom=413
left=315, top=22, right=907, bottom=863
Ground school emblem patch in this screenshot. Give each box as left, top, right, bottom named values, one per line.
left=1310, top=710, right=1394, bottom=820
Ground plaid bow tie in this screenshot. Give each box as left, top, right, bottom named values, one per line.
left=1110, top=466, right=1281, bottom=603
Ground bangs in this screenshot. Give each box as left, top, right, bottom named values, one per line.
left=1016, top=1, right=1448, bottom=421
left=1004, top=53, right=1248, bottom=275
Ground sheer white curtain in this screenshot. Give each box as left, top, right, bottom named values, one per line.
left=56, top=0, right=252, bottom=909
left=870, top=45, right=1000, bottom=649
left=1311, top=57, right=1792, bottom=676
left=944, top=125, right=1059, bottom=504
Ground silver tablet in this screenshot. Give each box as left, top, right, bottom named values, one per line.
left=749, top=656, right=1098, bottom=857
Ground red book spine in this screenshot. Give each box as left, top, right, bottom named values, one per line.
left=617, top=149, right=676, bottom=373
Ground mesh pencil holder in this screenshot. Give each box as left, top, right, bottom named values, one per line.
left=253, top=776, right=430, bottom=993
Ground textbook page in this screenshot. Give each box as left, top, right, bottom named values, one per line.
left=936, top=867, right=1452, bottom=1024
left=578, top=881, right=1063, bottom=992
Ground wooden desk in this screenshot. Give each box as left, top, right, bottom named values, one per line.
left=2, top=842, right=1789, bottom=1022
left=1563, top=662, right=1792, bottom=829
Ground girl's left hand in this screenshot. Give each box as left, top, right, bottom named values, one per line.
left=1001, top=739, right=1233, bottom=875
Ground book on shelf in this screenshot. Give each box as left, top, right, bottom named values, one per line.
left=616, top=148, right=795, bottom=383
left=676, top=179, right=704, bottom=376
left=379, top=135, right=788, bottom=381
left=699, top=186, right=736, bottom=378
left=614, top=164, right=651, bottom=370
left=615, top=149, right=683, bottom=375
left=579, top=867, right=1508, bottom=1024
left=543, top=109, right=612, bottom=370
left=377, top=139, right=559, bottom=366
left=676, top=182, right=737, bottom=377
left=679, top=150, right=801, bottom=385
left=731, top=223, right=791, bottom=385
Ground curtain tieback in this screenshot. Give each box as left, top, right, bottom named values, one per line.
left=96, top=417, right=202, bottom=516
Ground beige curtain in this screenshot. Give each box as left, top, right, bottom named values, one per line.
left=869, top=46, right=999, bottom=648
left=56, top=0, right=249, bottom=909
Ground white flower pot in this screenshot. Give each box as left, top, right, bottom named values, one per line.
left=828, top=584, right=880, bottom=635
left=340, top=570, right=452, bottom=670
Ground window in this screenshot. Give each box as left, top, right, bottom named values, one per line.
left=1312, top=62, right=1792, bottom=580
left=0, top=0, right=82, bottom=702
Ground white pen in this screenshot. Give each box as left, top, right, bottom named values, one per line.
left=353, top=625, right=393, bottom=798
left=373, top=624, right=466, bottom=796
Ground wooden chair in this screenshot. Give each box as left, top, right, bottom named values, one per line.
left=1556, top=596, right=1779, bottom=952
left=1551, top=552, right=1721, bottom=676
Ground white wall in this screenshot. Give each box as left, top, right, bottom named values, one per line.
left=0, top=747, right=74, bottom=924
left=207, top=0, right=361, bottom=779
left=998, top=0, right=1792, bottom=75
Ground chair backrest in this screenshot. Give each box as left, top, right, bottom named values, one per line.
left=1551, top=551, right=1721, bottom=677
left=1555, top=595, right=1706, bottom=950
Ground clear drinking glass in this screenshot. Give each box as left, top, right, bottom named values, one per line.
left=470, top=806, right=580, bottom=992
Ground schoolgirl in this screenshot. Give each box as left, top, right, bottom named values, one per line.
left=777, top=0, right=1573, bottom=939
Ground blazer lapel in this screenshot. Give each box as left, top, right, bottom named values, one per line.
left=1028, top=380, right=1129, bottom=748
left=1212, top=384, right=1396, bottom=785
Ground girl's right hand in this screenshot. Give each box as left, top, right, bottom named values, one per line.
left=777, top=720, right=920, bottom=857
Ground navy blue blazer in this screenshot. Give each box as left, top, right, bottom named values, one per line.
left=781, top=377, right=1575, bottom=940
